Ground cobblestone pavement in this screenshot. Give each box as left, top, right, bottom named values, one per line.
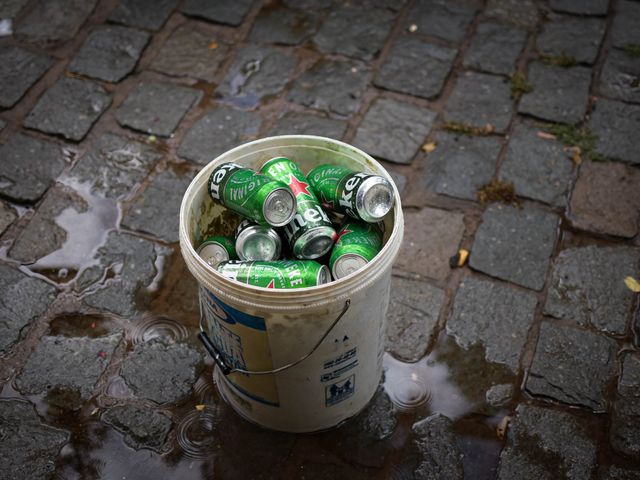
left=0, top=0, right=639, bottom=478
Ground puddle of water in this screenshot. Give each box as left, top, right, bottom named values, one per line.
left=29, top=178, right=119, bottom=283
left=175, top=405, right=224, bottom=460
left=49, top=313, right=124, bottom=338
left=125, top=314, right=191, bottom=345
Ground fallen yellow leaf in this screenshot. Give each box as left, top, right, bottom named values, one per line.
left=496, top=415, right=512, bottom=440
left=564, top=146, right=582, bottom=165
left=209, top=41, right=218, bottom=50
left=195, top=404, right=206, bottom=411
left=421, top=141, right=437, bottom=153
left=537, top=131, right=556, bottom=140
left=624, top=276, right=640, bottom=293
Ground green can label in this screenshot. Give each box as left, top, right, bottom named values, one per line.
left=261, top=157, right=334, bottom=246
left=218, top=260, right=327, bottom=288
left=208, top=162, right=285, bottom=224
left=329, top=220, right=383, bottom=272
left=308, top=165, right=373, bottom=219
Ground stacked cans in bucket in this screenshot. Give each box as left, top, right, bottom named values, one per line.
left=199, top=157, right=395, bottom=288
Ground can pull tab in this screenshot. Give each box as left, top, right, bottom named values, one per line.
left=198, top=299, right=351, bottom=376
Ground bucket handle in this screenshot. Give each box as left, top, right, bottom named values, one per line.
left=198, top=299, right=351, bottom=376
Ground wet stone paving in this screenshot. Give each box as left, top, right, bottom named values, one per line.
left=0, top=0, right=639, bottom=478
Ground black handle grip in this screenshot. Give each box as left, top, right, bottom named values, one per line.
left=198, top=331, right=231, bottom=375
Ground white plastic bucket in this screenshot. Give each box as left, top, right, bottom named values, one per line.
left=179, top=135, right=404, bottom=433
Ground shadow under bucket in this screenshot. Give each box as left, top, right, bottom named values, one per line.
left=179, top=136, right=404, bottom=433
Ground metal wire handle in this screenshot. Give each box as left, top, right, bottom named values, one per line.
left=198, top=298, right=351, bottom=376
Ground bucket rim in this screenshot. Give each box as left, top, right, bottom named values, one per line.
left=179, top=135, right=404, bottom=303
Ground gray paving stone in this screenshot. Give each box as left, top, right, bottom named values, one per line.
left=250, top=6, right=319, bottom=46
left=283, top=0, right=331, bottom=8
left=611, top=0, right=640, bottom=49
left=218, top=44, right=297, bottom=109
left=412, top=414, right=464, bottom=480
left=0, top=0, right=29, bottom=18
left=180, top=0, right=253, bottom=26
left=497, top=404, right=596, bottom=480
left=102, top=405, right=172, bottom=453
left=353, top=97, right=436, bottom=165
left=518, top=63, right=591, bottom=124
left=0, top=399, right=70, bottom=480
left=470, top=204, right=558, bottom=291
left=109, top=0, right=178, bottom=30
left=444, top=72, right=513, bottom=133
left=526, top=322, right=617, bottom=412
left=24, top=77, right=111, bottom=141
left=0, top=202, right=17, bottom=235
left=267, top=112, right=347, bottom=139
left=599, top=466, right=640, bottom=480
left=178, top=106, right=261, bottom=164
left=121, top=338, right=202, bottom=404
left=115, top=81, right=201, bottom=137
left=388, top=170, right=407, bottom=194
left=499, top=123, right=573, bottom=207
left=122, top=168, right=194, bottom=243
left=545, top=245, right=640, bottom=335
left=78, top=231, right=172, bottom=317
left=374, top=36, right=457, bottom=100
left=599, top=49, right=640, bottom=106
left=589, top=98, right=640, bottom=165
left=447, top=277, right=537, bottom=373
left=15, top=0, right=97, bottom=47
left=0, top=134, right=66, bottom=202
left=0, top=264, right=57, bottom=355
left=549, top=0, right=609, bottom=15
left=486, top=0, right=539, bottom=28
left=485, top=384, right=514, bottom=407
left=462, top=22, right=527, bottom=76
left=406, top=0, right=475, bottom=42
left=150, top=25, right=230, bottom=83
left=288, top=58, right=370, bottom=116
left=537, top=16, right=605, bottom=65
left=68, top=26, right=149, bottom=83
left=0, top=119, right=5, bottom=131
left=422, top=132, right=501, bottom=201
left=395, top=207, right=465, bottom=283
left=16, top=334, right=121, bottom=399
left=385, top=277, right=444, bottom=362
left=313, top=6, right=394, bottom=60
left=569, top=161, right=640, bottom=237
left=611, top=353, right=640, bottom=457
left=68, top=133, right=163, bottom=199
left=9, top=185, right=87, bottom=264
left=0, top=46, right=52, bottom=108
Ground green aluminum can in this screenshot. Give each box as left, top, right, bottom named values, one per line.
left=307, top=164, right=395, bottom=223
left=329, top=220, right=383, bottom=279
left=260, top=157, right=336, bottom=259
left=208, top=162, right=296, bottom=227
left=217, top=260, right=330, bottom=288
left=198, top=236, right=237, bottom=268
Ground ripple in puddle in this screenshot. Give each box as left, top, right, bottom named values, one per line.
left=386, top=374, right=431, bottom=413
left=126, top=314, right=190, bottom=345
left=176, top=405, right=223, bottom=459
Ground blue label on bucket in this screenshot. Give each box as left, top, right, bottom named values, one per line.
left=326, top=375, right=355, bottom=406
left=200, top=287, right=279, bottom=407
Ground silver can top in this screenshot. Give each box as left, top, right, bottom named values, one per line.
left=293, top=225, right=336, bottom=260
left=198, top=242, right=230, bottom=268
left=331, top=253, right=368, bottom=280
left=236, top=223, right=282, bottom=261
left=263, top=187, right=296, bottom=227
left=317, top=264, right=331, bottom=285
left=355, top=176, right=395, bottom=223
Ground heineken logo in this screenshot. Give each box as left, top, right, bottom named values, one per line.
left=339, top=173, right=368, bottom=211
left=209, top=163, right=242, bottom=200
left=288, top=174, right=312, bottom=199
left=283, top=204, right=331, bottom=239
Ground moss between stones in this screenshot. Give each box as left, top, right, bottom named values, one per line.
left=476, top=178, right=520, bottom=206
left=509, top=72, right=533, bottom=100
left=442, top=121, right=495, bottom=136
left=623, top=44, right=640, bottom=58
left=539, top=52, right=578, bottom=67
left=539, top=123, right=605, bottom=162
